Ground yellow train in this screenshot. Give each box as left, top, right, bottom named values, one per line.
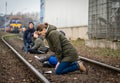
left=9, top=19, right=22, bottom=33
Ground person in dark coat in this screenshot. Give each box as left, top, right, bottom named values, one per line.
left=36, top=23, right=87, bottom=75
left=23, top=22, right=35, bottom=52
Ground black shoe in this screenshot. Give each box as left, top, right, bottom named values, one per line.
left=43, top=61, right=53, bottom=68
left=39, top=56, right=49, bottom=63
left=45, top=48, right=49, bottom=53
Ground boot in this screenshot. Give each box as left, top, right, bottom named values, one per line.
left=78, top=61, right=87, bottom=72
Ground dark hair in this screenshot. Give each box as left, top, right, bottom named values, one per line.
left=29, top=22, right=34, bottom=25
left=37, top=22, right=48, bottom=31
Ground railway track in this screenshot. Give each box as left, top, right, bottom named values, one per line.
left=78, top=56, right=120, bottom=72
left=1, top=34, right=50, bottom=83
left=1, top=32, right=120, bottom=83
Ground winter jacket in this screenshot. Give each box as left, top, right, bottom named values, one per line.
left=23, top=28, right=35, bottom=44
left=31, top=35, right=48, bottom=53
left=45, top=25, right=78, bottom=62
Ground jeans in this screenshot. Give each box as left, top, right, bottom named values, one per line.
left=23, top=42, right=28, bottom=52
left=23, top=42, right=33, bottom=52
left=55, top=61, right=79, bottom=75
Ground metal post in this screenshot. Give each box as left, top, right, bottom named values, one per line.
left=5, top=2, right=7, bottom=32
left=40, top=0, right=45, bottom=23
left=5, top=15, right=6, bottom=32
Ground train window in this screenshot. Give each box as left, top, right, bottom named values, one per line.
left=16, top=20, right=21, bottom=24
left=10, top=20, right=16, bottom=23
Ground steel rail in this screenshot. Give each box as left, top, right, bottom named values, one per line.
left=2, top=35, right=50, bottom=83
left=78, top=56, right=120, bottom=72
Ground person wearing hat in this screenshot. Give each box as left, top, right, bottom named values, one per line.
left=36, top=23, right=87, bottom=75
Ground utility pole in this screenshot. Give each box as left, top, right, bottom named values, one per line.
left=40, top=0, right=45, bottom=23
left=5, top=2, right=7, bottom=32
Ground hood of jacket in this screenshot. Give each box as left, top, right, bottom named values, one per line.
left=46, top=25, right=57, bottom=37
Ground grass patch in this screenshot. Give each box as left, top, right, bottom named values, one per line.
left=4, top=34, right=18, bottom=39
left=71, top=39, right=120, bottom=57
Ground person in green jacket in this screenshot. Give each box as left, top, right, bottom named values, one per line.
left=28, top=31, right=49, bottom=54
left=36, top=23, right=87, bottom=74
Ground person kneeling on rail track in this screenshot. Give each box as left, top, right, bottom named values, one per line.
left=28, top=31, right=49, bottom=54
left=34, top=31, right=65, bottom=67
left=36, top=23, right=87, bottom=75
left=23, top=22, right=35, bottom=52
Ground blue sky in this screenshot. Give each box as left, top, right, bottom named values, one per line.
left=0, top=0, right=40, bottom=14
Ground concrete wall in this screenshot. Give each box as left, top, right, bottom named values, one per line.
left=58, top=26, right=88, bottom=40
left=85, top=39, right=120, bottom=50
